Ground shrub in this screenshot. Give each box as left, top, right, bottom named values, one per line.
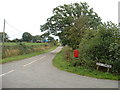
left=79, top=22, right=120, bottom=74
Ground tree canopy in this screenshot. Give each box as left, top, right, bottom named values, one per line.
left=40, top=2, right=102, bottom=48
left=22, top=32, right=32, bottom=42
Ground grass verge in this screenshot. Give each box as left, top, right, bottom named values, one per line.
left=0, top=46, right=57, bottom=64
left=53, top=47, right=119, bottom=80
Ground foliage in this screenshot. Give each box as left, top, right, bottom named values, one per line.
left=41, top=31, right=50, bottom=39
left=11, top=38, right=22, bottom=42
left=22, top=32, right=32, bottom=42
left=32, top=35, right=41, bottom=42
left=79, top=22, right=120, bottom=74
left=63, top=16, right=89, bottom=49
left=53, top=47, right=119, bottom=80
left=47, top=36, right=55, bottom=42
left=40, top=2, right=102, bottom=48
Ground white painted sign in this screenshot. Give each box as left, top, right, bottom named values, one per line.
left=96, top=63, right=112, bottom=68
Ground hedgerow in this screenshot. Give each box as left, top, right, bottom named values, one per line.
left=79, top=22, right=120, bottom=74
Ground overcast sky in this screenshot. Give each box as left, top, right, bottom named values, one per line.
left=0, top=0, right=119, bottom=40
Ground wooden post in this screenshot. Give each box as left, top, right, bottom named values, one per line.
left=107, top=68, right=110, bottom=72
left=3, top=19, right=5, bottom=45
left=97, top=65, right=99, bottom=70
left=2, top=19, right=5, bottom=59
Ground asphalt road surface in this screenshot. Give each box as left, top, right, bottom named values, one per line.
left=0, top=46, right=118, bottom=88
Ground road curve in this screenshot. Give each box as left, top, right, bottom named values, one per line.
left=1, top=46, right=118, bottom=88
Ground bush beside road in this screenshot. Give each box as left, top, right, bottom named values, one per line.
left=53, top=47, right=119, bottom=80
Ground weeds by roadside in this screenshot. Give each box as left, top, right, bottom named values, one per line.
left=53, top=47, right=119, bottom=80
left=0, top=44, right=57, bottom=64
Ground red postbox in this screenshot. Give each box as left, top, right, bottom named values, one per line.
left=73, top=50, right=79, bottom=58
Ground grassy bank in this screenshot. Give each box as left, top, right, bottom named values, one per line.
left=53, top=47, right=119, bottom=80
left=0, top=45, right=57, bottom=64
left=2, top=42, right=50, bottom=59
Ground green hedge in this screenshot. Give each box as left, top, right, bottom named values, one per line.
left=79, top=22, right=120, bottom=74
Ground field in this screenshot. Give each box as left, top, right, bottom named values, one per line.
left=1, top=42, right=57, bottom=63
left=4, top=42, right=46, bottom=46
left=1, top=46, right=57, bottom=64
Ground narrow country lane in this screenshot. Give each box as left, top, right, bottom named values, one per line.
left=1, top=46, right=118, bottom=88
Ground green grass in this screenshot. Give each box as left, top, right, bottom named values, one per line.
left=0, top=46, right=57, bottom=64
left=53, top=47, right=119, bottom=80
left=4, top=42, right=46, bottom=46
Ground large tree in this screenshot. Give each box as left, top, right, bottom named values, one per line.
left=40, top=2, right=102, bottom=47
left=63, top=16, right=89, bottom=49
left=40, top=31, right=50, bottom=39
left=22, top=32, right=32, bottom=42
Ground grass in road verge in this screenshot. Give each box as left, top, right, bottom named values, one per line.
left=0, top=46, right=57, bottom=64
left=53, top=47, right=119, bottom=80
